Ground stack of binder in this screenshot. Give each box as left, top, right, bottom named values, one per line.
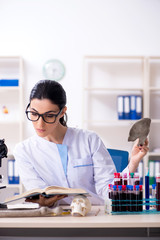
left=0, top=79, right=19, bottom=86
left=149, top=160, right=160, bottom=186
left=8, top=159, right=19, bottom=184
left=137, top=160, right=143, bottom=185
left=136, top=160, right=160, bottom=187
left=117, top=95, right=142, bottom=120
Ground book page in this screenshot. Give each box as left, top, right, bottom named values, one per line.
left=45, top=186, right=88, bottom=195
left=3, top=186, right=88, bottom=204
left=7, top=203, right=39, bottom=210
left=45, top=186, right=71, bottom=191
left=3, top=188, right=43, bottom=203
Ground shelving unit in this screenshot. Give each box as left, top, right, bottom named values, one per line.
left=83, top=56, right=146, bottom=150
left=0, top=56, right=24, bottom=202
left=148, top=56, right=160, bottom=178
left=83, top=56, right=160, bottom=185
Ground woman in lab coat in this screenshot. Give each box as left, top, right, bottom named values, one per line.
left=13, top=80, right=148, bottom=207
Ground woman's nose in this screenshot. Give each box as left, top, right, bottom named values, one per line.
left=36, top=116, right=45, bottom=127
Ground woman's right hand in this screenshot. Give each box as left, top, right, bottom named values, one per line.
left=25, top=194, right=67, bottom=207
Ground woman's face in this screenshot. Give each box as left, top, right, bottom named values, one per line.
left=30, top=98, right=66, bottom=137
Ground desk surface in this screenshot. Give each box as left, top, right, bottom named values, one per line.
left=0, top=206, right=160, bottom=229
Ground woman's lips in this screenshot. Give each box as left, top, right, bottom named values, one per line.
left=36, top=129, right=45, bottom=133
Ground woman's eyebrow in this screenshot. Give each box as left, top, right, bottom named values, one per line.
left=30, top=108, right=58, bottom=113
left=30, top=108, right=38, bottom=113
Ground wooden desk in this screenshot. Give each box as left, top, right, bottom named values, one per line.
left=0, top=206, right=160, bottom=238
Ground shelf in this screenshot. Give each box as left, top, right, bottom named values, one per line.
left=84, top=88, right=143, bottom=92
left=0, top=87, right=20, bottom=92
left=151, top=119, right=160, bottom=123
left=0, top=56, right=22, bottom=59
left=83, top=55, right=160, bottom=200
left=149, top=152, right=160, bottom=157
left=149, top=87, right=160, bottom=91
left=0, top=56, right=24, bottom=199
left=5, top=184, right=20, bottom=188
left=0, top=120, right=22, bottom=124
left=150, top=56, right=160, bottom=60
left=84, top=56, right=144, bottom=62
left=83, top=119, right=137, bottom=126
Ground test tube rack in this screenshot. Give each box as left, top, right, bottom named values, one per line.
left=105, top=197, right=160, bottom=215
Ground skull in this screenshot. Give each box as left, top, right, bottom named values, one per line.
left=70, top=195, right=91, bottom=217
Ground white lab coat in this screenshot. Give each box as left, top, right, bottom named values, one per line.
left=13, top=127, right=129, bottom=205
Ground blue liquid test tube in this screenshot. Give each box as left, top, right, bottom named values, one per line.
left=152, top=184, right=156, bottom=198
left=145, top=168, right=150, bottom=210
left=152, top=184, right=156, bottom=209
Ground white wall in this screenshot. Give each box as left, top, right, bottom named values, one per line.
left=0, top=0, right=160, bottom=139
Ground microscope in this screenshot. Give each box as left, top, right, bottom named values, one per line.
left=0, top=139, right=8, bottom=208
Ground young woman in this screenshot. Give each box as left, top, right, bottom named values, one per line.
left=13, top=80, right=148, bottom=207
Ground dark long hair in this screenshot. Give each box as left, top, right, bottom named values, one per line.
left=29, top=80, right=67, bottom=126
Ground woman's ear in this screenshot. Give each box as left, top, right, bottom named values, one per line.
left=61, top=106, right=67, bottom=117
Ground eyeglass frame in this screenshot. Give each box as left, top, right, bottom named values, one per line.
left=25, top=103, right=63, bottom=124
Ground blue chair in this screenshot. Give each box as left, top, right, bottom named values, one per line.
left=107, top=148, right=129, bottom=172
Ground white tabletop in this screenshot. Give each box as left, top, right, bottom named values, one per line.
left=0, top=206, right=160, bottom=229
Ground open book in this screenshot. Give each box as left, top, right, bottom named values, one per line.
left=3, top=186, right=89, bottom=204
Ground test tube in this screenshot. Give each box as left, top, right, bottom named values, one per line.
left=117, top=185, right=122, bottom=212
left=112, top=185, right=118, bottom=212
left=134, top=185, right=140, bottom=212
left=126, top=185, right=130, bottom=211
left=127, top=185, right=135, bottom=212
left=108, top=184, right=112, bottom=199
left=156, top=173, right=160, bottom=211
left=152, top=184, right=156, bottom=199
left=122, top=173, right=128, bottom=185
left=122, top=185, right=127, bottom=211
left=134, top=172, right=140, bottom=185
left=129, top=173, right=134, bottom=185
left=120, top=173, right=122, bottom=185
left=114, top=173, right=121, bottom=185
left=145, top=167, right=150, bottom=210
left=152, top=184, right=156, bottom=209
left=139, top=185, right=143, bottom=212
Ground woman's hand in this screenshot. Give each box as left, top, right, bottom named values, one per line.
left=25, top=194, right=67, bottom=207
left=128, top=138, right=149, bottom=173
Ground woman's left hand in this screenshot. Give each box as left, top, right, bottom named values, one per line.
left=128, top=138, right=149, bottom=173
left=25, top=194, right=67, bottom=207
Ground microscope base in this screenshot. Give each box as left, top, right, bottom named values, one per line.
left=0, top=204, right=7, bottom=209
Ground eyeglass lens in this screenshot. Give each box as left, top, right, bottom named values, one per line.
left=27, top=112, right=57, bottom=123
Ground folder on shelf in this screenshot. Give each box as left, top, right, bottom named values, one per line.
left=8, top=159, right=19, bottom=184
left=137, top=160, right=143, bottom=185
left=0, top=79, right=19, bottom=86
left=130, top=95, right=143, bottom=120
left=149, top=160, right=156, bottom=185
left=117, top=95, right=143, bottom=120
left=130, top=95, right=137, bottom=120
left=124, top=96, right=130, bottom=119
left=14, top=161, right=20, bottom=184
left=117, top=95, right=124, bottom=120
left=155, top=160, right=160, bottom=178
left=8, top=159, right=14, bottom=184
left=136, top=95, right=142, bottom=119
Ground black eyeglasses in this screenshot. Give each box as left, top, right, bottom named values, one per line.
left=25, top=104, right=63, bottom=124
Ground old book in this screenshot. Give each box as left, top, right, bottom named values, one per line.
left=3, top=186, right=88, bottom=204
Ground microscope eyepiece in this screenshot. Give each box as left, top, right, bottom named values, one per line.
left=0, top=139, right=8, bottom=167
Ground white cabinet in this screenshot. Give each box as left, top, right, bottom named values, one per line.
left=83, top=56, right=160, bottom=184
left=148, top=57, right=160, bottom=151
left=0, top=56, right=24, bottom=201
left=83, top=56, right=146, bottom=153
left=147, top=57, right=160, bottom=178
